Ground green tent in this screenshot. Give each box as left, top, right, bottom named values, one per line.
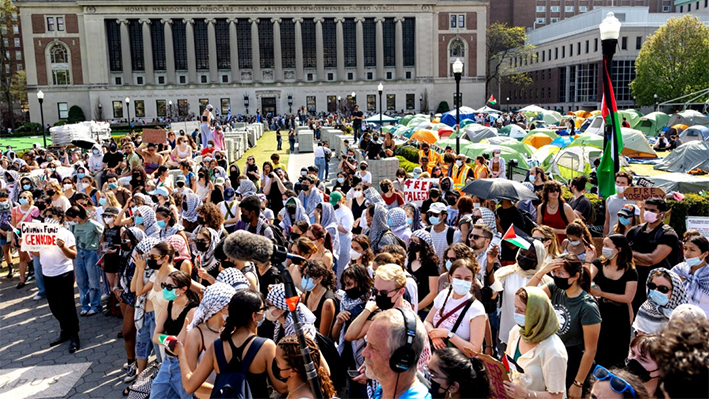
left=618, top=109, right=643, bottom=129
left=543, top=146, right=602, bottom=183
left=635, top=112, right=670, bottom=137
left=535, top=110, right=563, bottom=125
left=457, top=143, right=530, bottom=169
left=460, top=118, right=476, bottom=128
left=568, top=133, right=604, bottom=149
left=498, top=124, right=527, bottom=139
left=406, top=116, right=430, bottom=127
left=496, top=141, right=536, bottom=158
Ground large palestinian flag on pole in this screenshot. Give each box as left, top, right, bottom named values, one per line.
left=597, top=61, right=624, bottom=199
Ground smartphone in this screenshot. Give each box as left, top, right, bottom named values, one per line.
left=347, top=370, right=361, bottom=378
left=491, top=233, right=502, bottom=248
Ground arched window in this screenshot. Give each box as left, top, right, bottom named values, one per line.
left=448, top=38, right=466, bottom=77
left=49, top=42, right=70, bottom=85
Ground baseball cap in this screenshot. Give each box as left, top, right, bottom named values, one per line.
left=360, top=161, right=368, bottom=166
left=215, top=177, right=225, bottom=186
left=175, top=175, right=186, bottom=184
left=223, top=187, right=235, bottom=201
left=102, top=206, right=120, bottom=217
left=617, top=204, right=638, bottom=218
left=308, top=165, right=319, bottom=173
left=150, top=187, right=170, bottom=198
left=429, top=202, right=447, bottom=214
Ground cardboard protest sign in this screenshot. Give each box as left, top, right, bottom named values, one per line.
left=404, top=178, right=438, bottom=206
left=463, top=348, right=512, bottom=399
left=20, top=222, right=59, bottom=252
left=142, top=128, right=166, bottom=143
left=687, top=216, right=709, bottom=238
left=623, top=187, right=665, bottom=201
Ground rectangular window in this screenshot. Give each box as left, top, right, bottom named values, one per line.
left=367, top=94, right=376, bottom=111
left=129, top=20, right=145, bottom=71
left=406, top=94, right=415, bottom=110
left=344, top=18, right=357, bottom=67
left=47, top=17, right=55, bottom=31
left=135, top=100, right=145, bottom=118
left=383, top=18, right=395, bottom=67
left=58, top=102, right=69, bottom=119
left=57, top=17, right=65, bottom=31
left=556, top=47, right=559, bottom=59
left=569, top=44, right=572, bottom=57
left=536, top=6, right=546, bottom=12
left=636, top=36, right=642, bottom=50
left=215, top=19, right=230, bottom=69
left=237, top=19, right=252, bottom=69
left=194, top=20, right=209, bottom=70
left=579, top=6, right=588, bottom=11
left=306, top=96, right=316, bottom=113
left=458, top=15, right=465, bottom=29
left=565, top=6, right=574, bottom=12
left=112, top=101, right=124, bottom=118
left=16, top=64, right=22, bottom=71
left=327, top=96, right=337, bottom=113
left=450, top=15, right=457, bottom=29
left=662, top=5, right=671, bottom=11
left=577, top=42, right=580, bottom=54
left=542, top=51, right=545, bottom=62
left=548, top=49, right=551, bottom=60
left=403, top=18, right=415, bottom=67
left=199, top=98, right=209, bottom=114
left=323, top=19, right=337, bottom=68
left=221, top=98, right=230, bottom=115
left=281, top=19, right=296, bottom=69
left=536, top=18, right=545, bottom=24
left=302, top=19, right=316, bottom=68
left=386, top=94, right=396, bottom=111
left=15, top=51, right=20, bottom=61
left=594, top=38, right=598, bottom=52
left=2, top=38, right=7, bottom=47
left=173, top=21, right=188, bottom=70
left=258, top=20, right=275, bottom=69
left=151, top=19, right=166, bottom=71
left=550, top=18, right=559, bottom=23
left=14, top=38, right=20, bottom=48
left=550, top=6, right=560, bottom=12
left=12, top=25, right=17, bottom=35
left=621, top=37, right=627, bottom=50
left=156, top=100, right=166, bottom=117
left=177, top=99, right=188, bottom=116
left=363, top=19, right=376, bottom=67
left=586, top=40, right=589, bottom=53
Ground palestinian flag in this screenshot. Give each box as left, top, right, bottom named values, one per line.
left=502, top=225, right=530, bottom=250
left=503, top=354, right=525, bottom=374
left=597, top=61, right=624, bottom=199
left=487, top=95, right=497, bottom=105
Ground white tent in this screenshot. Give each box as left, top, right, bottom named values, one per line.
left=365, top=114, right=397, bottom=123
left=666, top=110, right=709, bottom=127
left=464, top=124, right=498, bottom=142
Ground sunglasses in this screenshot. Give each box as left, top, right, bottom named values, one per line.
left=547, top=188, right=560, bottom=193
left=444, top=256, right=457, bottom=263
left=193, top=239, right=208, bottom=245
left=19, top=196, right=29, bottom=200
left=647, top=282, right=671, bottom=294
left=160, top=282, right=180, bottom=291
left=470, top=234, right=487, bottom=241
left=147, top=254, right=165, bottom=260
left=371, top=287, right=400, bottom=297
left=593, top=365, right=636, bottom=397
left=428, top=212, right=441, bottom=217
left=533, top=237, right=551, bottom=243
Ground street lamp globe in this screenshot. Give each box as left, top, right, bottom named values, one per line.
left=378, top=83, right=383, bottom=94
left=37, top=90, right=44, bottom=101
left=125, top=97, right=130, bottom=104
left=452, top=58, right=463, bottom=74
left=599, top=12, right=621, bottom=40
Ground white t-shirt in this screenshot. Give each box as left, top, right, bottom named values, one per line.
left=40, top=228, right=76, bottom=277
left=506, top=328, right=568, bottom=395
left=314, top=146, right=325, bottom=158
left=493, top=268, right=551, bottom=343
left=219, top=200, right=239, bottom=227
left=429, top=227, right=462, bottom=259
left=606, top=194, right=633, bottom=231
left=431, top=290, right=486, bottom=341
left=52, top=196, right=71, bottom=212
left=334, top=206, right=354, bottom=239
left=357, top=171, right=372, bottom=184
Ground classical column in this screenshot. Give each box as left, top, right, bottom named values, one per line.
left=250, top=18, right=261, bottom=82
left=294, top=17, right=304, bottom=82
left=161, top=18, right=175, bottom=84
left=184, top=18, right=196, bottom=83
left=335, top=17, right=344, bottom=80
left=140, top=19, right=154, bottom=84
left=374, top=17, right=384, bottom=80
left=354, top=17, right=364, bottom=80
left=272, top=18, right=283, bottom=82
left=228, top=18, right=240, bottom=83
left=314, top=17, right=324, bottom=81
left=117, top=19, right=132, bottom=84
left=394, top=17, right=404, bottom=80
left=206, top=18, right=218, bottom=83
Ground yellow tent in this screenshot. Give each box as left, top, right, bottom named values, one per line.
left=410, top=129, right=438, bottom=144
left=523, top=133, right=554, bottom=149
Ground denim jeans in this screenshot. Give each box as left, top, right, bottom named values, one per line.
left=74, top=248, right=101, bottom=312
left=34, top=257, right=45, bottom=297
left=289, top=139, right=296, bottom=153
left=315, top=157, right=327, bottom=181
left=136, top=310, right=161, bottom=362
left=150, top=356, right=193, bottom=399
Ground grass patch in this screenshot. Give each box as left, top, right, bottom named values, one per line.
left=233, top=130, right=290, bottom=171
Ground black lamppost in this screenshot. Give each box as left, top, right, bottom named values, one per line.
left=168, top=100, right=173, bottom=120
left=378, top=83, right=383, bottom=135
left=244, top=94, right=250, bottom=115
left=125, top=97, right=132, bottom=134
left=453, top=58, right=463, bottom=154
left=288, top=95, right=293, bottom=114
left=37, top=90, right=46, bottom=148
left=506, top=97, right=510, bottom=112
left=98, top=103, right=103, bottom=120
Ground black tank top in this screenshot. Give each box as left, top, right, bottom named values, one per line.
left=304, top=289, right=337, bottom=335
left=224, top=335, right=269, bottom=399
left=164, top=300, right=198, bottom=336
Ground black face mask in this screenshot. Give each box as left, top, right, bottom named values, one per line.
left=626, top=359, right=657, bottom=383
left=151, top=195, right=159, bottom=204
left=375, top=291, right=397, bottom=310
left=240, top=212, right=251, bottom=224
left=441, top=182, right=451, bottom=191
left=110, top=145, right=118, bottom=152
left=46, top=190, right=55, bottom=197
left=553, top=275, right=571, bottom=290
left=36, top=202, right=47, bottom=211
left=287, top=207, right=296, bottom=215
left=517, top=255, right=537, bottom=271
left=177, top=182, right=185, bottom=188
left=198, top=173, right=205, bottom=179
left=430, top=191, right=439, bottom=199
left=132, top=173, right=140, bottom=179
left=360, top=165, right=367, bottom=171
left=380, top=184, right=390, bottom=193
left=345, top=287, right=363, bottom=299
left=430, top=380, right=449, bottom=399
left=271, top=360, right=289, bottom=383
left=147, top=258, right=162, bottom=270
left=195, top=242, right=210, bottom=252
left=197, top=216, right=205, bottom=225
left=408, top=242, right=421, bottom=255
left=290, top=232, right=301, bottom=241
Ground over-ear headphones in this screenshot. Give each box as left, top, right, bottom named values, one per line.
left=389, top=307, right=417, bottom=373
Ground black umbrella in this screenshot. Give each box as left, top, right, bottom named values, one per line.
left=461, top=179, right=537, bottom=201
left=71, top=138, right=98, bottom=149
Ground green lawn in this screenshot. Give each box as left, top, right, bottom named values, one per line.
left=1, top=134, right=52, bottom=151
left=233, top=130, right=290, bottom=172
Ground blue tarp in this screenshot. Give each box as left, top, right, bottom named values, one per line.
left=440, top=106, right=478, bottom=128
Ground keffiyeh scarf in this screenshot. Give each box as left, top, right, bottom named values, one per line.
left=634, top=268, right=688, bottom=334
left=673, top=262, right=709, bottom=305
left=137, top=206, right=159, bottom=238
left=279, top=197, right=309, bottom=232
left=195, top=227, right=221, bottom=272
left=216, top=268, right=250, bottom=290
left=186, top=282, right=236, bottom=332
left=165, top=234, right=190, bottom=262
left=181, top=192, right=202, bottom=223
left=267, top=283, right=317, bottom=340
left=133, top=236, right=161, bottom=330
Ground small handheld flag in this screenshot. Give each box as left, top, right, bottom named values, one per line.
left=503, top=353, right=525, bottom=374
left=487, top=95, right=497, bottom=105
left=503, top=225, right=530, bottom=250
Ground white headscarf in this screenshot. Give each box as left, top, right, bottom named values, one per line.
left=186, top=282, right=235, bottom=332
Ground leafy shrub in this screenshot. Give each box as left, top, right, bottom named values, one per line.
left=668, top=193, right=709, bottom=237
left=436, top=101, right=450, bottom=114
left=53, top=120, right=67, bottom=127
left=68, top=106, right=86, bottom=124
left=396, top=156, right=419, bottom=173
left=15, top=122, right=42, bottom=134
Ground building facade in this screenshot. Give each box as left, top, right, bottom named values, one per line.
left=499, top=7, right=707, bottom=112
left=17, top=0, right=489, bottom=124
left=1, top=5, right=27, bottom=125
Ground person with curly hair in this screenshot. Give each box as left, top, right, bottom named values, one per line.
left=195, top=202, right=225, bottom=236
left=537, top=180, right=577, bottom=243
left=275, top=334, right=337, bottom=399
left=299, top=259, right=338, bottom=337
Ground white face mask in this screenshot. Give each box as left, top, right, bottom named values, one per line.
left=82, top=182, right=91, bottom=189
left=361, top=215, right=369, bottom=229
left=353, top=190, right=362, bottom=199
left=615, top=185, right=627, bottom=194
left=63, top=184, right=72, bottom=191
left=104, top=217, right=114, bottom=224
left=350, top=249, right=362, bottom=260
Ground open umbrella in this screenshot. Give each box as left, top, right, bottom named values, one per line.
left=72, top=138, right=98, bottom=149
left=461, top=179, right=538, bottom=201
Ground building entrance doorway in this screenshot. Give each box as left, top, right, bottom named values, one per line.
left=262, top=97, right=276, bottom=116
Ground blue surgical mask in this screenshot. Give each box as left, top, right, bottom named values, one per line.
left=92, top=150, right=100, bottom=155
left=18, top=198, right=28, bottom=205
left=99, top=198, right=107, bottom=206
left=22, top=184, right=31, bottom=190
left=406, top=217, right=413, bottom=225
left=387, top=219, right=394, bottom=228
left=301, top=277, right=316, bottom=292
left=429, top=216, right=440, bottom=226
left=514, top=312, right=526, bottom=327
left=445, top=260, right=452, bottom=271
left=157, top=220, right=167, bottom=229
left=131, top=207, right=138, bottom=214
left=648, top=289, right=669, bottom=307
left=451, top=278, right=472, bottom=295
left=77, top=173, right=85, bottom=179
left=109, top=183, right=118, bottom=189
left=162, top=287, right=179, bottom=301
left=685, top=256, right=703, bottom=267
left=337, top=177, right=345, bottom=184
left=568, top=240, right=581, bottom=246
left=134, top=216, right=144, bottom=225
left=528, top=174, right=535, bottom=182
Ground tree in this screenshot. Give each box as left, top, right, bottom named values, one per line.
left=68, top=105, right=85, bottom=124
left=631, top=15, right=709, bottom=107
left=0, top=0, right=18, bottom=130
left=421, top=89, right=430, bottom=114
left=486, top=22, right=536, bottom=100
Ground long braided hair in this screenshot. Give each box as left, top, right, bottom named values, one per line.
left=278, top=334, right=336, bottom=399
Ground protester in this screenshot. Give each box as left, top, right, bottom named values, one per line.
left=626, top=334, right=662, bottom=397
left=538, top=180, right=577, bottom=243
left=672, top=235, right=709, bottom=316
left=632, top=268, right=688, bottom=334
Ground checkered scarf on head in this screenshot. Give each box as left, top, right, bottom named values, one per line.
left=137, top=205, right=159, bottom=238
left=195, top=227, right=221, bottom=271
left=181, top=192, right=202, bottom=223
left=216, top=268, right=250, bottom=290
left=186, top=282, right=236, bottom=332
left=266, top=283, right=317, bottom=340
left=387, top=208, right=408, bottom=232
left=411, top=229, right=433, bottom=248
left=165, top=234, right=190, bottom=262
left=136, top=237, right=161, bottom=256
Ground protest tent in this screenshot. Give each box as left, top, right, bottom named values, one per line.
left=535, top=110, right=563, bottom=125
left=498, top=124, right=527, bottom=140
left=666, top=110, right=709, bottom=127
left=636, top=112, right=670, bottom=137
left=569, top=133, right=604, bottom=149
left=618, top=109, right=644, bottom=128
left=484, top=136, right=519, bottom=145
left=652, top=173, right=709, bottom=193
left=679, top=125, right=709, bottom=142
left=459, top=143, right=530, bottom=169
left=406, top=116, right=430, bottom=127
left=409, top=129, right=439, bottom=144
left=525, top=129, right=559, bottom=140
left=620, top=128, right=657, bottom=159
left=523, top=132, right=555, bottom=149
left=654, top=141, right=709, bottom=173
left=544, top=146, right=602, bottom=182
left=476, top=106, right=502, bottom=114
left=533, top=145, right=560, bottom=165
left=463, top=124, right=498, bottom=143
left=583, top=116, right=605, bottom=135
left=400, top=114, right=428, bottom=126
left=440, top=106, right=479, bottom=127
left=549, top=136, right=575, bottom=148
left=365, top=114, right=398, bottom=123
left=460, top=118, right=476, bottom=128
left=519, top=105, right=546, bottom=118
left=497, top=140, right=537, bottom=158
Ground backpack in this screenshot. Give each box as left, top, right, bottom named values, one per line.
left=210, top=336, right=266, bottom=399
left=425, top=226, right=456, bottom=246
left=258, top=222, right=288, bottom=247
left=517, top=208, right=538, bottom=236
